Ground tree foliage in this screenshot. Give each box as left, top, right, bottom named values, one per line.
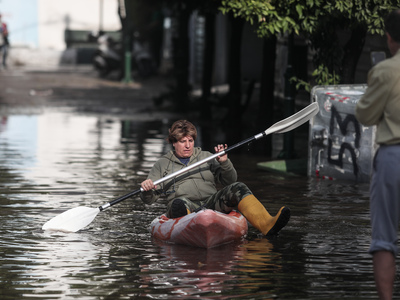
left=221, top=0, right=397, bottom=37
left=221, top=0, right=400, bottom=87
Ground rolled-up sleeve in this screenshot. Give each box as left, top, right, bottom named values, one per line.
left=216, top=159, right=237, bottom=185
left=139, top=162, right=163, bottom=205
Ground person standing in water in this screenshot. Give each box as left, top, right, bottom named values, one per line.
left=356, top=9, right=400, bottom=300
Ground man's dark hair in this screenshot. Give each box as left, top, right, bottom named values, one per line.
left=385, top=9, right=400, bottom=43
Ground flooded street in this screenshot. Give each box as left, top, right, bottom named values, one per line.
left=0, top=106, right=393, bottom=299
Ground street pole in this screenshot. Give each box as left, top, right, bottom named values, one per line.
left=99, top=0, right=103, bottom=33
left=121, top=0, right=132, bottom=83
left=123, top=36, right=132, bottom=83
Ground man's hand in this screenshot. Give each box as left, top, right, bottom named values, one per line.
left=141, top=179, right=156, bottom=191
left=215, top=144, right=228, bottom=163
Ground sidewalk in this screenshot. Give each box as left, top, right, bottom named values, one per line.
left=0, top=64, right=178, bottom=119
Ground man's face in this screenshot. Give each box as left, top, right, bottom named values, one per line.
left=173, top=135, right=194, bottom=158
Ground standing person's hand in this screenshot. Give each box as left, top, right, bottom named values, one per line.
left=215, top=144, right=228, bottom=163
left=141, top=179, right=156, bottom=191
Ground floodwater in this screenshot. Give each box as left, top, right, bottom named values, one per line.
left=0, top=109, right=395, bottom=299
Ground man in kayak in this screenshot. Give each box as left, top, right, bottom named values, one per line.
left=140, top=119, right=290, bottom=236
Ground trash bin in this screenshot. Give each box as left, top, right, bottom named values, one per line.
left=308, top=84, right=377, bottom=182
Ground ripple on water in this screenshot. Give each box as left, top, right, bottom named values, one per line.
left=0, top=111, right=391, bottom=299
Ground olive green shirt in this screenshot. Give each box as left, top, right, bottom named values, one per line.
left=355, top=49, right=400, bottom=145
left=140, top=147, right=237, bottom=205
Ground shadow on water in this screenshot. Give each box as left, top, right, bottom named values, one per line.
left=0, top=110, right=397, bottom=299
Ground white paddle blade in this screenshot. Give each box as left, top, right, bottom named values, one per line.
left=264, top=102, right=319, bottom=135
left=42, top=206, right=100, bottom=233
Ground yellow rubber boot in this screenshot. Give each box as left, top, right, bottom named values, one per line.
left=238, top=195, right=291, bottom=236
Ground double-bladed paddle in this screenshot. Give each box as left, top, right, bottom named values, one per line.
left=42, top=102, right=319, bottom=232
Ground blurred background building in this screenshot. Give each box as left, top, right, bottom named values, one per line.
left=0, top=0, right=120, bottom=67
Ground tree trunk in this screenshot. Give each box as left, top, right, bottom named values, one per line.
left=200, top=13, right=216, bottom=120
left=226, top=14, right=244, bottom=144
left=173, top=6, right=190, bottom=111
left=341, top=25, right=367, bottom=84
left=256, top=35, right=277, bottom=157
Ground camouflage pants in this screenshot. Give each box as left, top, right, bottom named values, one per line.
left=166, top=182, right=252, bottom=217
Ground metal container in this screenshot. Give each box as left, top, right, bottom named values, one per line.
left=308, top=84, right=377, bottom=182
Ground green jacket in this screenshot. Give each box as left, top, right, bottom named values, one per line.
left=140, top=147, right=237, bottom=204
left=356, top=49, right=400, bottom=145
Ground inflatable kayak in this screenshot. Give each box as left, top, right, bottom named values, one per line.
left=150, top=209, right=248, bottom=248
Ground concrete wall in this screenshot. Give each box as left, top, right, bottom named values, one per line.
left=38, top=0, right=120, bottom=50
left=0, top=0, right=120, bottom=50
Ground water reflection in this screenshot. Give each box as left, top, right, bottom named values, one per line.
left=138, top=239, right=284, bottom=299
left=27, top=232, right=111, bottom=298
left=0, top=110, right=397, bottom=299
left=140, top=241, right=244, bottom=298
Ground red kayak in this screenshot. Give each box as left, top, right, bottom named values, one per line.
left=150, top=209, right=248, bottom=248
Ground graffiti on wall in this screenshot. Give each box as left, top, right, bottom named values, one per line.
left=327, top=105, right=361, bottom=177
